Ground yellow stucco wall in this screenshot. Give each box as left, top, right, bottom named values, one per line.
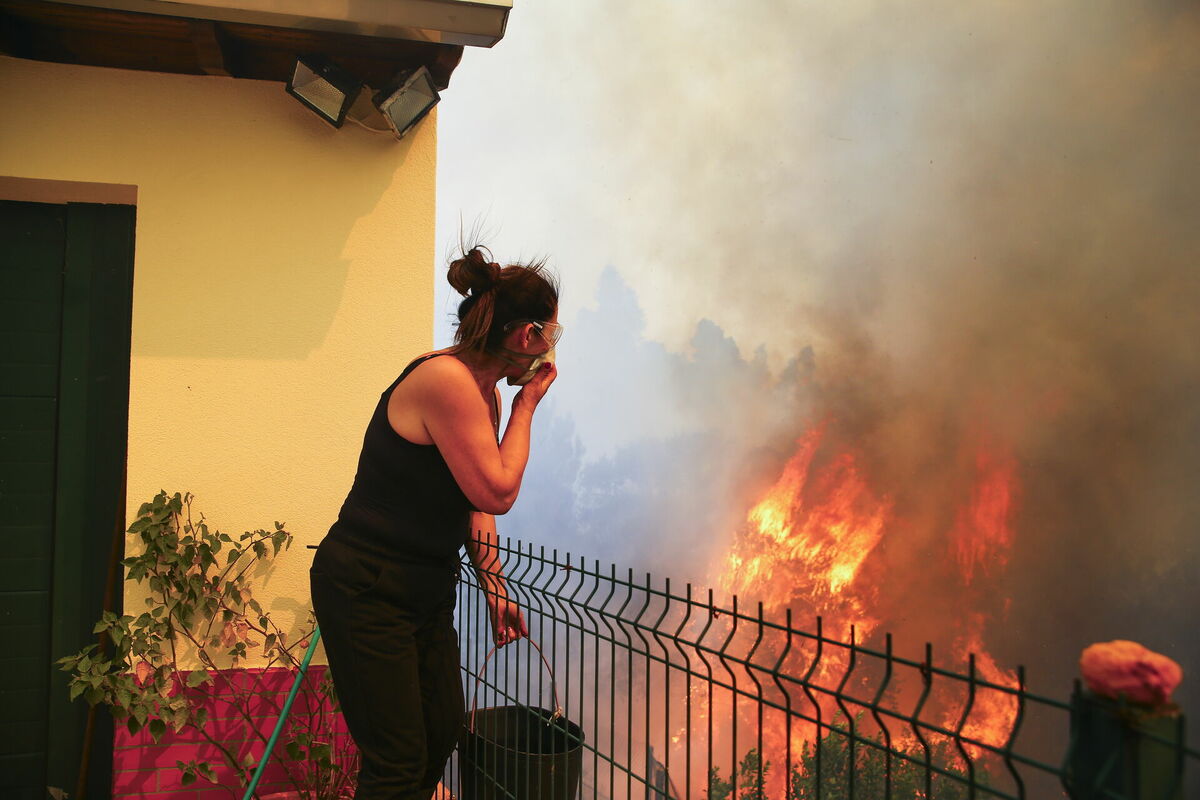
left=0, top=55, right=437, bottom=665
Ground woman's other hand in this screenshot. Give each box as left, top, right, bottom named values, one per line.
left=514, top=362, right=557, bottom=410
left=487, top=593, right=529, bottom=647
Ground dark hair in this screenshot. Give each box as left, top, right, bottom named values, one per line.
left=447, top=246, right=559, bottom=355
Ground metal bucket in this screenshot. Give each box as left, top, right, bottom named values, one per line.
left=459, top=703, right=583, bottom=799
left=458, top=638, right=583, bottom=800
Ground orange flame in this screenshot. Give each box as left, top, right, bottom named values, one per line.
left=952, top=447, right=1018, bottom=585
left=706, top=423, right=1022, bottom=780
left=947, top=619, right=1021, bottom=757
left=944, top=442, right=1021, bottom=755
left=722, top=426, right=891, bottom=641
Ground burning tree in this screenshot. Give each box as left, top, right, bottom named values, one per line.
left=705, top=720, right=990, bottom=800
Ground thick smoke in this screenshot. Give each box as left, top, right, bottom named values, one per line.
left=437, top=0, right=1200, bottom=724
left=502, top=268, right=816, bottom=580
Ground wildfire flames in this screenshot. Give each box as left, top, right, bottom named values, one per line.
left=952, top=447, right=1018, bottom=587
left=723, top=425, right=891, bottom=648
left=714, top=422, right=1021, bottom=772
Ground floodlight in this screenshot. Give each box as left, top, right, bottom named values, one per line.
left=373, top=66, right=440, bottom=140
left=286, top=56, right=362, bottom=128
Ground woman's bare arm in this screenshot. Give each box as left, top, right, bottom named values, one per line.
left=414, top=357, right=555, bottom=514
left=466, top=511, right=528, bottom=645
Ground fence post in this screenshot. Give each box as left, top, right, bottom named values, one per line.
left=1066, top=683, right=1185, bottom=800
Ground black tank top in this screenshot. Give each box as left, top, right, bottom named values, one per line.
left=327, top=353, right=495, bottom=566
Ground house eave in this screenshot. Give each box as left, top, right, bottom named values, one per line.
left=0, top=0, right=511, bottom=89
left=38, top=0, right=511, bottom=47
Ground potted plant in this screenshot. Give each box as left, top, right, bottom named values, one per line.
left=58, top=491, right=357, bottom=799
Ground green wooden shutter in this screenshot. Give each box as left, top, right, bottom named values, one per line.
left=0, top=199, right=135, bottom=800
left=0, top=200, right=66, bottom=800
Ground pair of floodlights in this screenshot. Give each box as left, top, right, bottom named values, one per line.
left=286, top=56, right=439, bottom=140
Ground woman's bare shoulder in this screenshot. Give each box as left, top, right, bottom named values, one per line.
left=404, top=351, right=474, bottom=393
left=387, top=352, right=477, bottom=442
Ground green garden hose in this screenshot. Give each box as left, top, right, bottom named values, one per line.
left=241, top=627, right=322, bottom=800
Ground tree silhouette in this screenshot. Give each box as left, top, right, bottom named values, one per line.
left=705, top=715, right=994, bottom=800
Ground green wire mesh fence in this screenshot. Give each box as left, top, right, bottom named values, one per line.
left=444, top=539, right=1192, bottom=800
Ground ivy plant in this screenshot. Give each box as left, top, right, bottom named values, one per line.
left=57, top=491, right=357, bottom=800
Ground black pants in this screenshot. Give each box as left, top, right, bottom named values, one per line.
left=310, top=535, right=464, bottom=800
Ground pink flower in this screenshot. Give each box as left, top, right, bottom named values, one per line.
left=1080, top=640, right=1183, bottom=707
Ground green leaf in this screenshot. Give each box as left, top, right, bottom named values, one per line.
left=181, top=770, right=196, bottom=787
left=69, top=681, right=86, bottom=701
left=149, top=718, right=166, bottom=743
left=169, top=704, right=190, bottom=732
left=186, top=670, right=210, bottom=688
left=127, top=716, right=142, bottom=736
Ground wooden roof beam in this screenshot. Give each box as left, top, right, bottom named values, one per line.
left=187, top=18, right=228, bottom=76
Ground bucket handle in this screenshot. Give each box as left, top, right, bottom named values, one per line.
left=467, top=637, right=563, bottom=732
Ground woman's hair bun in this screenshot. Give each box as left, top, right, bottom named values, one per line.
left=447, top=246, right=501, bottom=296
left=448, top=242, right=559, bottom=355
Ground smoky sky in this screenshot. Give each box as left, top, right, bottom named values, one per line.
left=436, top=0, right=1200, bottom=722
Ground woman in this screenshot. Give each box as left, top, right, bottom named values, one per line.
left=310, top=246, right=560, bottom=800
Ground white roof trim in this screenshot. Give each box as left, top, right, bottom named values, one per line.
left=42, top=0, right=512, bottom=47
